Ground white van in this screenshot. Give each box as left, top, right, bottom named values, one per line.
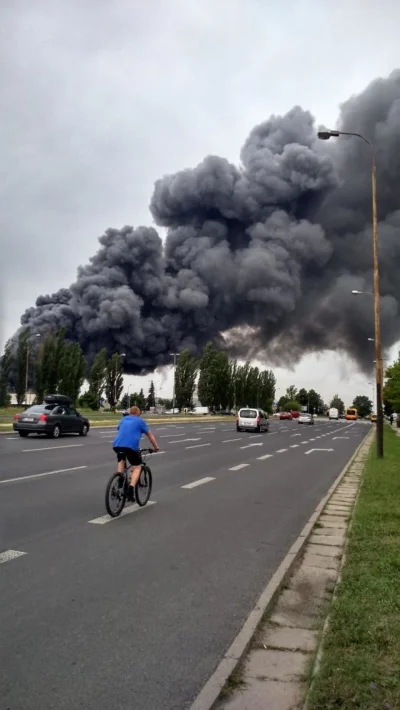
left=329, top=407, right=339, bottom=420
left=237, top=408, right=269, bottom=433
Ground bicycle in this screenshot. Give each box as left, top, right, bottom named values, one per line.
left=105, top=448, right=154, bottom=518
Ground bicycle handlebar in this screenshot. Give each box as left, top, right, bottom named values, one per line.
left=140, top=448, right=155, bottom=454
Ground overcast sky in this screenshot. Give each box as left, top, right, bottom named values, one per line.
left=1, top=0, right=399, bottom=405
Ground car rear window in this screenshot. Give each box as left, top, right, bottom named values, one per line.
left=239, top=409, right=257, bottom=418
left=24, top=405, right=55, bottom=414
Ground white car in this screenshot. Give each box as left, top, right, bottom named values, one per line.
left=298, top=413, right=314, bottom=425
left=237, top=408, right=269, bottom=432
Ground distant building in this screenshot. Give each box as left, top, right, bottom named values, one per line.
left=9, top=392, right=35, bottom=407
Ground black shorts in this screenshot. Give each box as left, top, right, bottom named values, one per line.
left=113, top=447, right=142, bottom=467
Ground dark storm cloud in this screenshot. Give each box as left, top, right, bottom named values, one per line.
left=16, top=70, right=400, bottom=373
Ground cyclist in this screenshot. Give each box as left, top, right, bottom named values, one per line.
left=113, top=406, right=159, bottom=501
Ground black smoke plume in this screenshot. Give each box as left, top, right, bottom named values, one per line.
left=18, top=70, right=400, bottom=374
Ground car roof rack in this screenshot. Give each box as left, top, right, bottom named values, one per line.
left=43, top=394, right=72, bottom=406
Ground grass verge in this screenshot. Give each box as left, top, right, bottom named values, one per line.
left=307, top=426, right=400, bottom=710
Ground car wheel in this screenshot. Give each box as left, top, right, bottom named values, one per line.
left=18, top=431, right=28, bottom=437
left=51, top=424, right=61, bottom=439
left=80, top=423, right=89, bottom=437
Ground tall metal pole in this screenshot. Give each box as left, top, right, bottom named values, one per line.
left=171, top=352, right=179, bottom=413
left=371, top=155, right=384, bottom=457
left=24, top=344, right=30, bottom=409
left=317, top=129, right=384, bottom=457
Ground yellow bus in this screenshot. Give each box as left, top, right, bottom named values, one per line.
left=345, top=407, right=358, bottom=420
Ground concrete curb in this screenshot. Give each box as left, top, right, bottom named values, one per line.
left=188, top=427, right=373, bottom=710
left=302, top=427, right=375, bottom=710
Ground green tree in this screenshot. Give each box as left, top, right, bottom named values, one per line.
left=105, top=353, right=124, bottom=411
left=16, top=328, right=30, bottom=406
left=352, top=394, right=373, bottom=418
left=308, top=389, right=323, bottom=414
left=277, top=395, right=288, bottom=410
left=129, top=389, right=147, bottom=410
left=147, top=380, right=156, bottom=409
left=158, top=397, right=173, bottom=410
left=284, top=400, right=301, bottom=412
left=330, top=394, right=345, bottom=415
left=57, top=342, right=86, bottom=404
left=198, top=342, right=219, bottom=409
left=384, top=354, right=400, bottom=414
left=296, top=388, right=309, bottom=407
left=120, top=393, right=130, bottom=410
left=0, top=340, right=13, bottom=407
left=86, top=348, right=107, bottom=410
left=258, top=370, right=276, bottom=412
left=175, top=349, right=198, bottom=411
left=286, top=385, right=297, bottom=401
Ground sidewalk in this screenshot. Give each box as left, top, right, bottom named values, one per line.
left=210, top=425, right=400, bottom=710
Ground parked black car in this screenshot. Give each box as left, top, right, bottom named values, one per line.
left=13, top=394, right=90, bottom=439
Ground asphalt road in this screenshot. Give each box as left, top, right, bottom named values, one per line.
left=0, top=417, right=369, bottom=710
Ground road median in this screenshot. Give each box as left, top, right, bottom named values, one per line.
left=0, top=415, right=234, bottom=433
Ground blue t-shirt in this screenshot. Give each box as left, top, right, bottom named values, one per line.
left=113, top=415, right=149, bottom=451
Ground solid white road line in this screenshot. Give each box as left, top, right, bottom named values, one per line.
left=240, top=443, right=263, bottom=449
left=89, top=501, right=156, bottom=524
left=0, top=550, right=27, bottom=564
left=6, top=436, right=19, bottom=439
left=182, top=477, right=215, bottom=489
left=167, top=438, right=201, bottom=444
left=223, top=438, right=242, bottom=443
left=276, top=448, right=288, bottom=453
left=257, top=454, right=273, bottom=460
left=229, top=463, right=249, bottom=471
left=0, top=466, right=88, bottom=485
left=22, top=444, right=83, bottom=453
left=185, top=443, right=211, bottom=449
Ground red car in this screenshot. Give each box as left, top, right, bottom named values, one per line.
left=290, top=410, right=300, bottom=419
left=279, top=412, right=292, bottom=420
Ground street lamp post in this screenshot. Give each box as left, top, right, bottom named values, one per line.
left=319, top=129, right=383, bottom=458
left=25, top=333, right=41, bottom=409
left=170, top=352, right=179, bottom=414
left=114, top=353, right=126, bottom=410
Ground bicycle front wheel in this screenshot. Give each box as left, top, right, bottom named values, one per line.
left=105, top=473, right=126, bottom=517
left=135, top=465, right=153, bottom=507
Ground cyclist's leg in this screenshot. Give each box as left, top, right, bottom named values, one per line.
left=127, top=450, right=142, bottom=487
left=113, top=447, right=127, bottom=474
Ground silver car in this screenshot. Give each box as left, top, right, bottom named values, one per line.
left=298, top=413, right=314, bottom=425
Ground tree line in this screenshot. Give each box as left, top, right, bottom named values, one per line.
left=173, top=342, right=276, bottom=412
left=0, top=327, right=126, bottom=410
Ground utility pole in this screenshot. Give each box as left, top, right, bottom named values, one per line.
left=170, top=352, right=179, bottom=413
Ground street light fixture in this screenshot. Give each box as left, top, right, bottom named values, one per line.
left=114, top=353, right=126, bottom=410
left=351, top=289, right=374, bottom=296
left=170, top=352, right=179, bottom=414
left=320, top=129, right=383, bottom=457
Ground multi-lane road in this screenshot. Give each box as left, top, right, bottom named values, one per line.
left=0, top=417, right=369, bottom=710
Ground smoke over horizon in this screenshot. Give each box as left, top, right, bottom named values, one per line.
left=17, top=70, right=400, bottom=375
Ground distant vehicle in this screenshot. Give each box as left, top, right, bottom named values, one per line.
left=329, top=407, right=339, bottom=420
left=164, top=408, right=180, bottom=415
left=189, top=406, right=209, bottom=415
left=279, top=412, right=292, bottom=420
left=13, top=394, right=90, bottom=438
left=290, top=410, right=300, bottom=419
left=370, top=413, right=377, bottom=423
left=298, top=413, right=314, bottom=425
left=236, top=408, right=269, bottom=433
left=345, top=408, right=358, bottom=421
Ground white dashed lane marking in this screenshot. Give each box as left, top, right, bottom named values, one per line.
left=22, top=444, right=83, bottom=453
left=257, top=454, right=273, bottom=460
left=223, top=438, right=242, bottom=443
left=0, top=550, right=27, bottom=564
left=89, top=501, right=156, bottom=524
left=276, top=448, right=288, bottom=453
left=229, top=463, right=249, bottom=471
left=0, top=466, right=88, bottom=485
left=182, top=477, right=215, bottom=489
left=185, top=443, right=211, bottom=450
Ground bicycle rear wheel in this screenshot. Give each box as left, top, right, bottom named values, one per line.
left=105, top=473, right=126, bottom=517
left=135, top=465, right=152, bottom=507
